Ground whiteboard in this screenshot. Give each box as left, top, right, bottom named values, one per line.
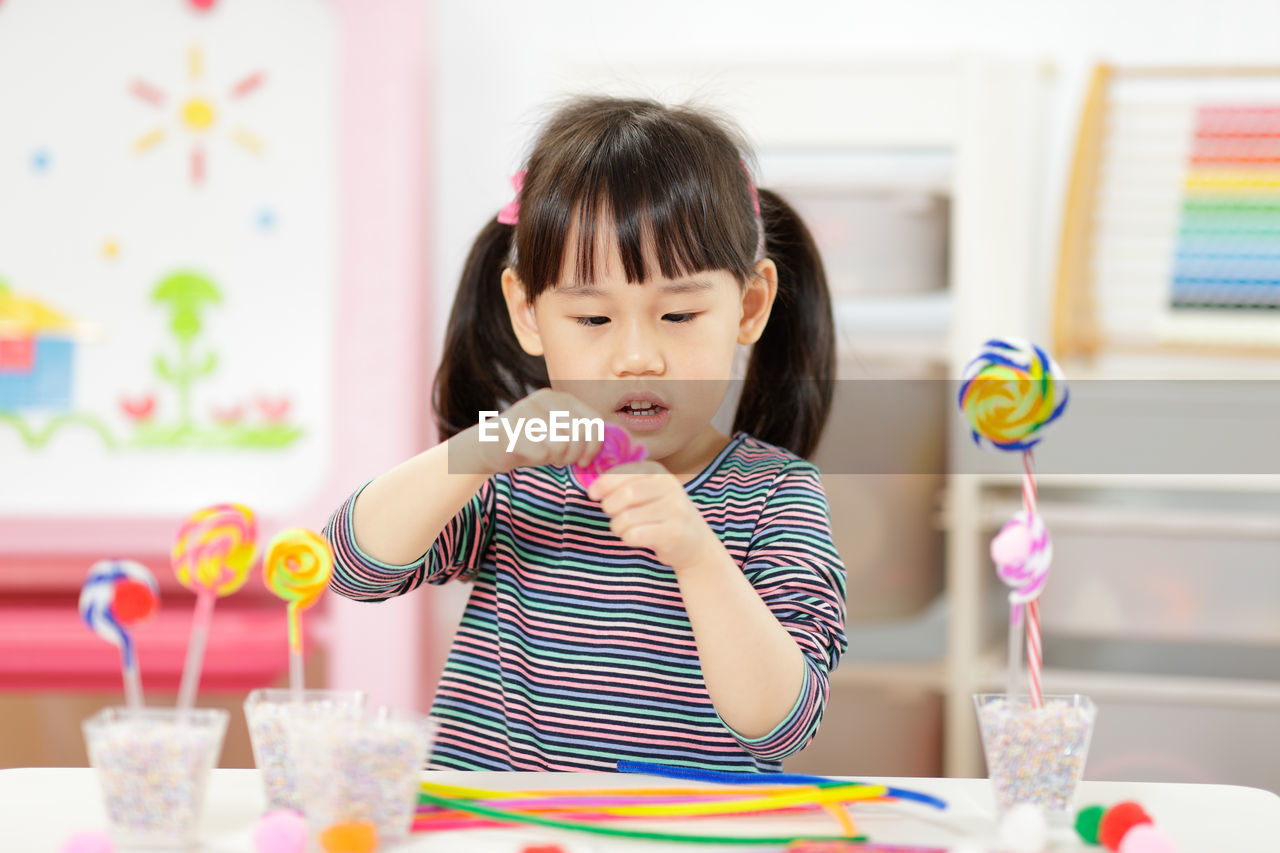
left=0, top=0, right=337, bottom=516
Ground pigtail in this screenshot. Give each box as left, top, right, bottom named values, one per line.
left=734, top=188, right=835, bottom=459
left=432, top=217, right=549, bottom=442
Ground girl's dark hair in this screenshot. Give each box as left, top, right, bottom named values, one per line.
left=433, top=95, right=835, bottom=458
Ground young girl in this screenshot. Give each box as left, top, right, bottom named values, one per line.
left=323, top=95, right=847, bottom=773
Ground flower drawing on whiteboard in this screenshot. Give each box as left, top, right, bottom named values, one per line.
left=130, top=269, right=302, bottom=449
left=130, top=44, right=266, bottom=185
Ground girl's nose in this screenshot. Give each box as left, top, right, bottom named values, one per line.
left=611, top=319, right=665, bottom=377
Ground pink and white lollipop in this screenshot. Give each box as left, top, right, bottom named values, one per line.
left=990, top=511, right=1052, bottom=705
left=991, top=510, right=1052, bottom=602
left=79, top=559, right=160, bottom=710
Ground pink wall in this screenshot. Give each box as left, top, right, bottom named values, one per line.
left=320, top=0, right=437, bottom=711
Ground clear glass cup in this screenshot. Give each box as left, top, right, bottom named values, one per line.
left=244, top=688, right=366, bottom=812
left=289, top=706, right=438, bottom=844
left=83, top=706, right=229, bottom=849
left=974, top=693, right=1097, bottom=825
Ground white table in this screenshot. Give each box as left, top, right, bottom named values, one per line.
left=5, top=768, right=1279, bottom=851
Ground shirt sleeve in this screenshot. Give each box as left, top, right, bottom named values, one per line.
left=723, top=460, right=848, bottom=761
left=322, top=477, right=497, bottom=601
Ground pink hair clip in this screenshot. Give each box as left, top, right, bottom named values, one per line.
left=497, top=170, right=525, bottom=225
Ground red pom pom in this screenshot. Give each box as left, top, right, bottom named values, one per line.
left=1099, top=801, right=1153, bottom=851
left=111, top=580, right=157, bottom=625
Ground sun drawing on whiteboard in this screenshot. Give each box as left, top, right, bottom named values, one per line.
left=129, top=44, right=266, bottom=185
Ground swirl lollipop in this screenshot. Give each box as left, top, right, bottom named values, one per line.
left=80, top=560, right=159, bottom=710
left=172, top=503, right=258, bottom=710
left=959, top=337, right=1068, bottom=709
left=263, top=528, right=333, bottom=696
left=573, top=423, right=648, bottom=490
left=991, top=511, right=1053, bottom=705
left=958, top=337, right=1068, bottom=452
left=991, top=511, right=1053, bottom=600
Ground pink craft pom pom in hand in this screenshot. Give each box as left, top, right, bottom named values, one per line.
left=572, top=422, right=647, bottom=489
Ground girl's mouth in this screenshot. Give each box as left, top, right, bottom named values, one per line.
left=615, top=399, right=669, bottom=432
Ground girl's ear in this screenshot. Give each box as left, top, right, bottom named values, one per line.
left=738, top=258, right=778, bottom=345
left=501, top=268, right=544, bottom=356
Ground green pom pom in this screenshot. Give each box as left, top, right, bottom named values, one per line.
left=1075, top=804, right=1106, bottom=844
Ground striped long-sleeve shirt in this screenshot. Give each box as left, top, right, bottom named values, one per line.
left=323, top=430, right=847, bottom=772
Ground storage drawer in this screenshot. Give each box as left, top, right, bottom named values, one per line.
left=1038, top=530, right=1280, bottom=644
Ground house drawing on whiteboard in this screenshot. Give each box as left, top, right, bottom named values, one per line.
left=0, top=280, right=79, bottom=412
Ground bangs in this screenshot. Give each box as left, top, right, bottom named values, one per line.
left=512, top=98, right=760, bottom=297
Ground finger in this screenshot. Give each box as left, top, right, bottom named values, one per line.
left=600, top=479, right=671, bottom=517
left=573, top=429, right=605, bottom=467
left=546, top=437, right=573, bottom=467
left=611, top=517, right=666, bottom=552
left=609, top=500, right=670, bottom=535
left=589, top=460, right=661, bottom=492
left=515, top=436, right=554, bottom=468
left=590, top=469, right=645, bottom=504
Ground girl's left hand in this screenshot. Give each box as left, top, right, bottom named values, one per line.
left=587, top=461, right=720, bottom=571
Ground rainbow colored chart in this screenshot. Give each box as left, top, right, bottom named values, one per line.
left=1173, top=105, right=1280, bottom=309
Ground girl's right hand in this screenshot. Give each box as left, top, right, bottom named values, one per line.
left=463, top=388, right=606, bottom=476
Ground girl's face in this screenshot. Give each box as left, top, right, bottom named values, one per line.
left=502, top=222, right=777, bottom=470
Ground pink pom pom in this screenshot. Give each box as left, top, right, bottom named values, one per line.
left=990, top=524, right=1032, bottom=566
left=61, top=832, right=114, bottom=853
left=1118, top=824, right=1178, bottom=853
left=254, top=810, right=308, bottom=853
left=572, top=422, right=647, bottom=489
left=990, top=511, right=1052, bottom=598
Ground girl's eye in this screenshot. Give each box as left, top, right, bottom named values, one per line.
left=664, top=313, right=699, bottom=323
left=575, top=316, right=609, bottom=327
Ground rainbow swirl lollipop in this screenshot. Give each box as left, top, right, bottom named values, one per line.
left=80, top=559, right=159, bottom=708
left=172, top=503, right=257, bottom=597
left=990, top=511, right=1052, bottom=603
left=263, top=528, right=333, bottom=655
left=172, top=502, right=258, bottom=710
left=957, top=338, right=1068, bottom=451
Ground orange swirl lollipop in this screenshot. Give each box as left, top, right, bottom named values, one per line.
left=263, top=528, right=333, bottom=662
left=172, top=503, right=259, bottom=710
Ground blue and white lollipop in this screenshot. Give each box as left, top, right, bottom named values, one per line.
left=80, top=559, right=159, bottom=709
